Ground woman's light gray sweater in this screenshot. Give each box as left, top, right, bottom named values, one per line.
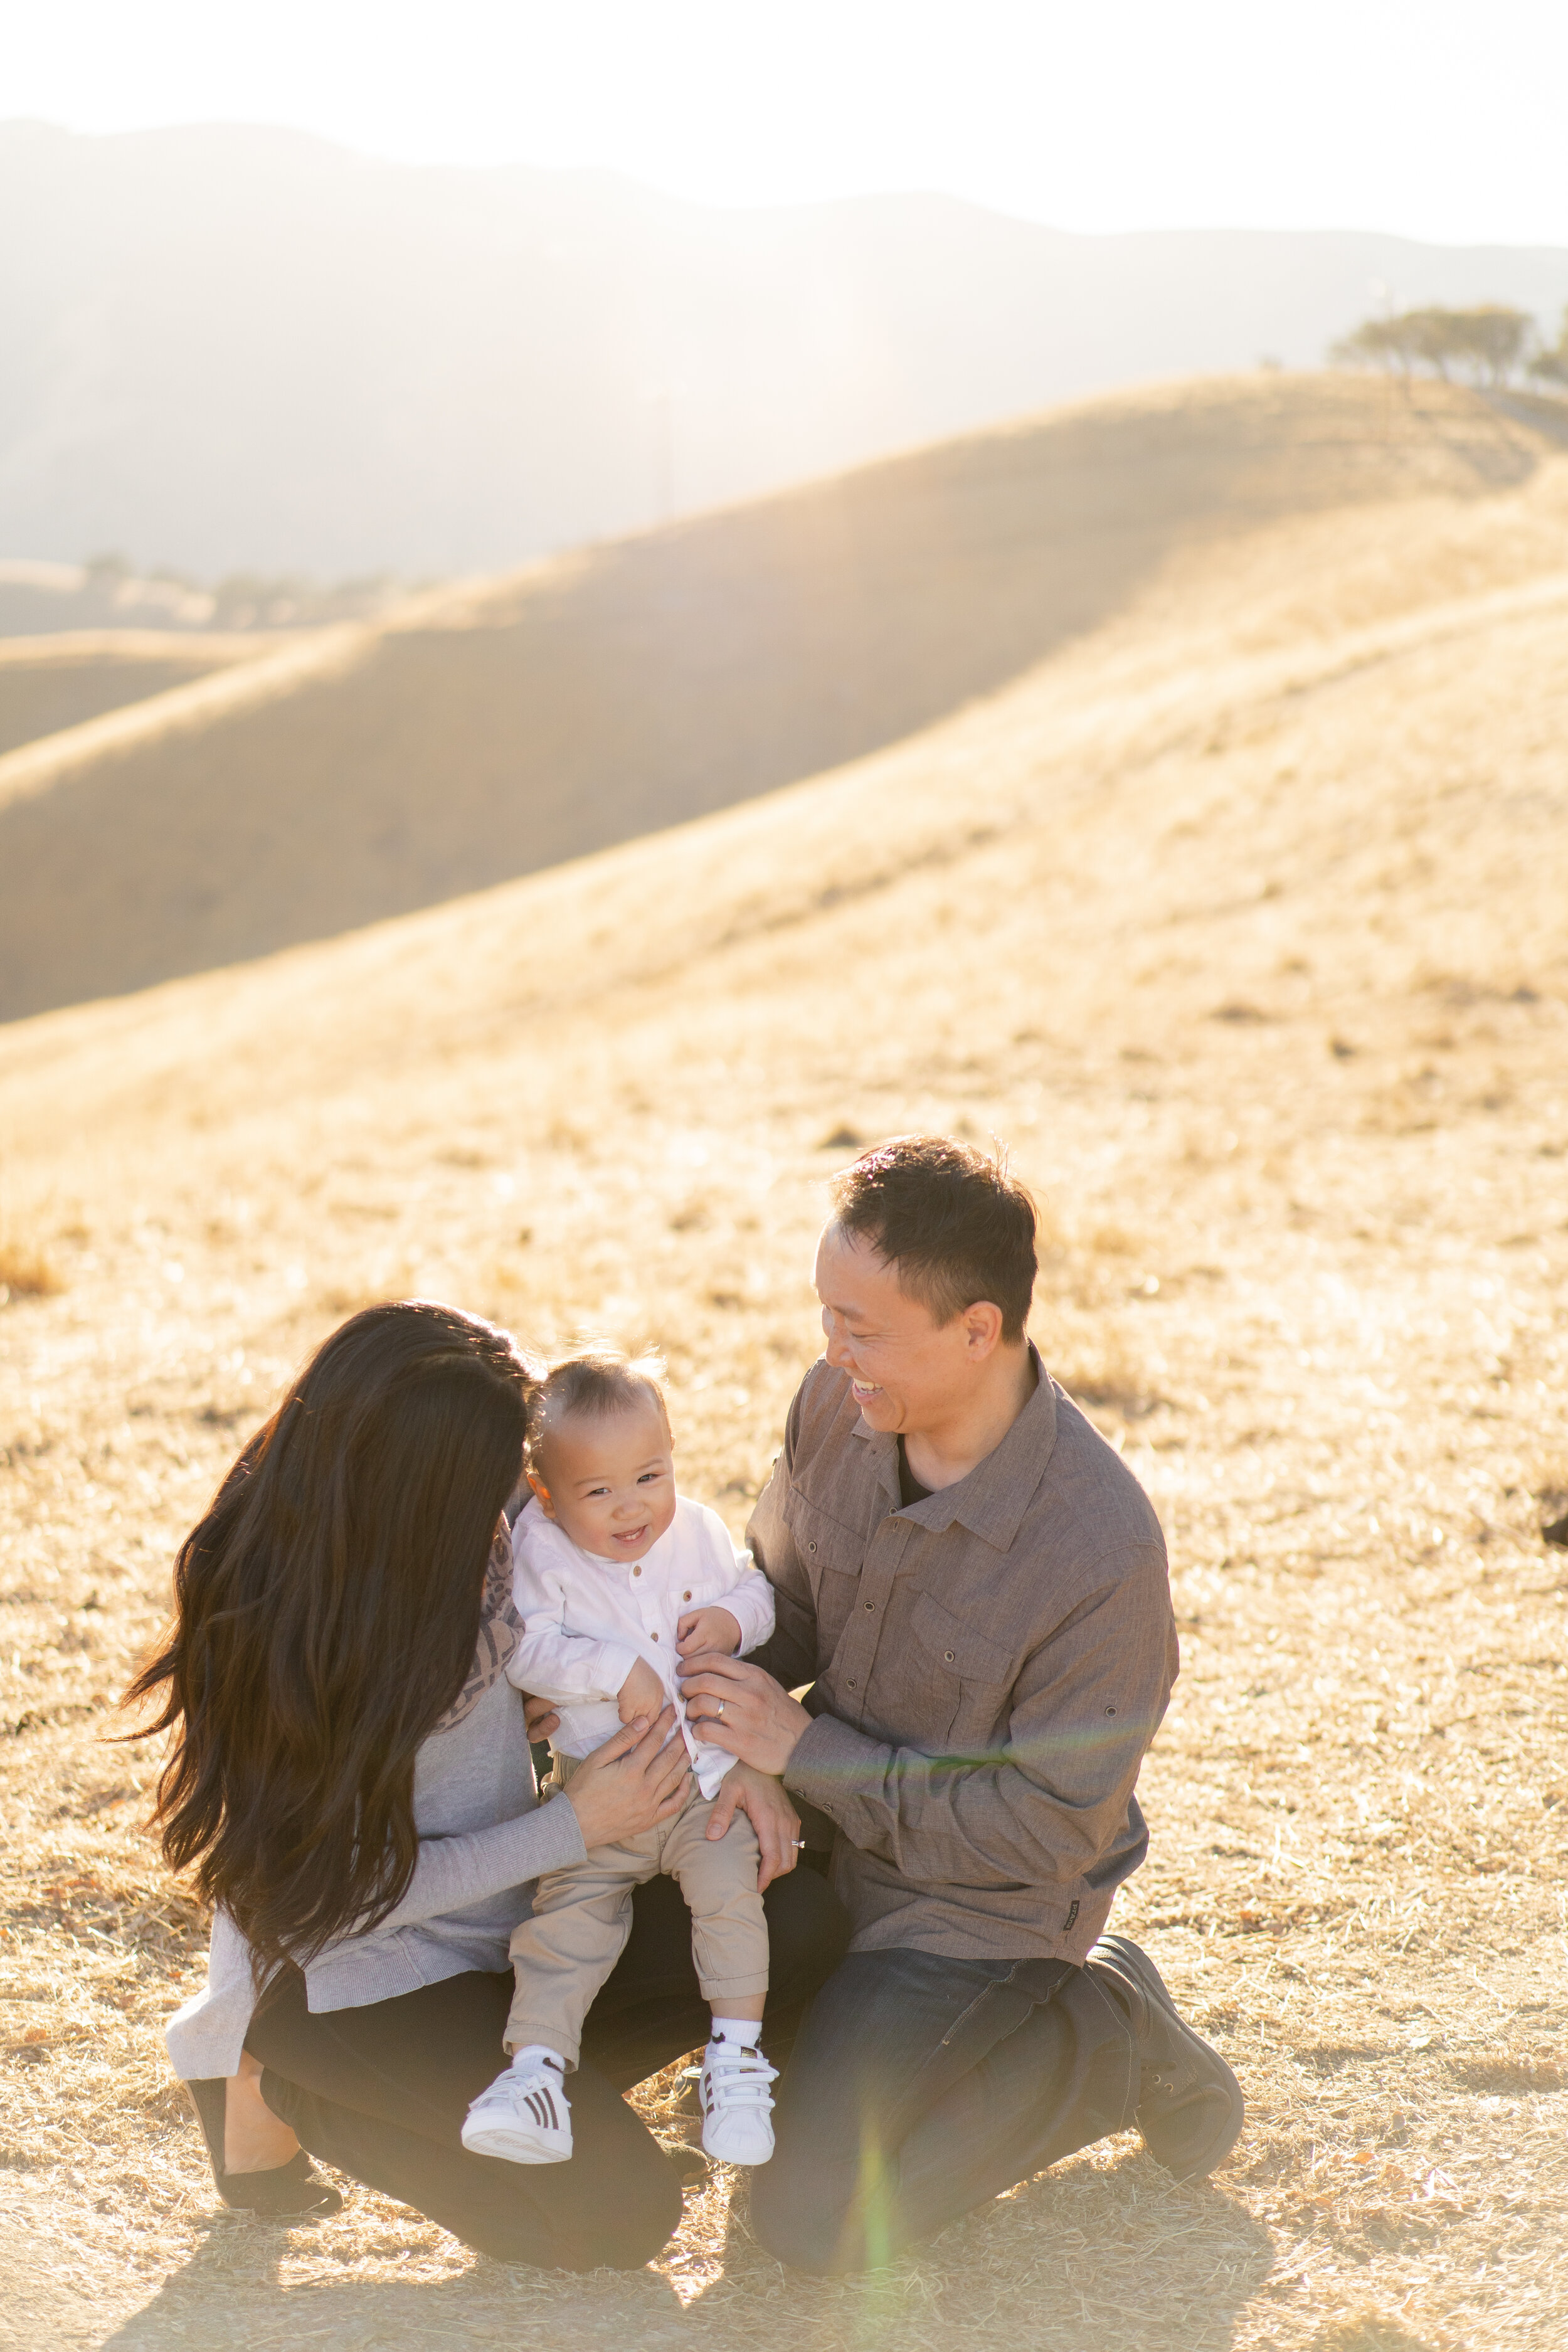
left=164, top=1674, right=587, bottom=2079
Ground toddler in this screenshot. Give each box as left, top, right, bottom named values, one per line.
left=460, top=1352, right=778, bottom=2167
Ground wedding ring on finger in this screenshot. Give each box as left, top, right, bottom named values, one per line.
left=716, top=1698, right=725, bottom=1718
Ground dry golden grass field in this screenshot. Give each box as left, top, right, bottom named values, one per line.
left=0, top=374, right=1565, bottom=2351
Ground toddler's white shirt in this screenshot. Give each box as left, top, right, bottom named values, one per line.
left=509, top=1493, right=776, bottom=1800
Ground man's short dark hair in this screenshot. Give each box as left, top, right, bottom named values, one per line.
left=829, top=1135, right=1037, bottom=1343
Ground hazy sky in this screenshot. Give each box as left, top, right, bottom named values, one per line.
left=8, top=0, right=1567, bottom=247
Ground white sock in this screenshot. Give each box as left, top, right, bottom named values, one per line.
left=708, top=2018, right=763, bottom=2048
left=507, top=2043, right=566, bottom=2075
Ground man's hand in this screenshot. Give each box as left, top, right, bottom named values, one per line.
left=704, top=1761, right=802, bottom=1890
left=522, top=1692, right=560, bottom=1743
left=618, top=1656, right=666, bottom=1725
left=678, top=1653, right=813, bottom=1777
left=676, top=1604, right=742, bottom=1659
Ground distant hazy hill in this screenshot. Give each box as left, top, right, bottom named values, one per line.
left=3, top=120, right=1567, bottom=578
left=0, top=630, right=267, bottom=760
left=0, top=554, right=408, bottom=639
left=1, top=371, right=1560, bottom=1024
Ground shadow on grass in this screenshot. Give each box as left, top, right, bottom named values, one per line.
left=102, top=2149, right=1272, bottom=2352
left=97, top=2208, right=684, bottom=2352
left=706, top=2144, right=1275, bottom=2352
left=926, top=2149, right=1276, bottom=2352
left=100, top=2230, right=686, bottom=2352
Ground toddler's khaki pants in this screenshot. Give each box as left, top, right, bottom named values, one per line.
left=505, top=1754, right=769, bottom=2069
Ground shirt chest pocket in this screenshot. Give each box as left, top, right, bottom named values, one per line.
left=667, top=1556, right=730, bottom=1614
left=908, top=1589, right=1016, bottom=1752
left=782, top=1487, right=866, bottom=1660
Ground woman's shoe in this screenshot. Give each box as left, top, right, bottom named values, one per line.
left=186, top=2077, right=343, bottom=2217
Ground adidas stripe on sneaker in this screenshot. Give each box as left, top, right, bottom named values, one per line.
left=460, top=2049, right=573, bottom=2164
left=699, top=2038, right=777, bottom=2165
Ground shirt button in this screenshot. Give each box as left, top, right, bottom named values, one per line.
left=632, top=1565, right=641, bottom=1576
left=683, top=1591, right=692, bottom=1601
left=847, top=1678, right=857, bottom=1688
left=650, top=1630, right=659, bottom=1641
left=808, top=1541, right=817, bottom=1554
left=864, top=1600, right=874, bottom=1611
left=945, top=1650, right=955, bottom=1663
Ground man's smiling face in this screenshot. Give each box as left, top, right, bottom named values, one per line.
left=813, top=1221, right=978, bottom=1438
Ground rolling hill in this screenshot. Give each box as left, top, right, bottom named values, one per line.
left=0, top=367, right=1565, bottom=2349
left=4, top=119, right=1568, bottom=578
left=0, top=630, right=270, bottom=760
left=1, top=373, right=1563, bottom=1025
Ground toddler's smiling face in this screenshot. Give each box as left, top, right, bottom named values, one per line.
left=531, top=1397, right=677, bottom=1565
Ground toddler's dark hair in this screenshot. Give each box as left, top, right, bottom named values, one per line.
left=527, top=1349, right=669, bottom=1464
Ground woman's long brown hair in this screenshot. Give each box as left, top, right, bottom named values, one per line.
left=125, top=1300, right=530, bottom=1976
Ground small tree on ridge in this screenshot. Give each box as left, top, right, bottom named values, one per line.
left=1332, top=303, right=1537, bottom=387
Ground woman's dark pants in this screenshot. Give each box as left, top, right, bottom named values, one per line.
left=246, top=1867, right=848, bottom=2270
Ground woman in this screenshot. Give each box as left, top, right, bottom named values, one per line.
left=129, top=1300, right=847, bottom=2269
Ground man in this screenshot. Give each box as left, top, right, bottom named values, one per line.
left=684, top=1134, right=1242, bottom=2274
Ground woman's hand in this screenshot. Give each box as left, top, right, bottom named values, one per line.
left=562, top=1705, right=690, bottom=1849
left=678, top=1653, right=813, bottom=1777
left=703, top=1761, right=802, bottom=1890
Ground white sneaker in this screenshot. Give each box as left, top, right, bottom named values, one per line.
left=460, top=2052, right=573, bottom=2164
left=699, top=2039, right=777, bottom=2164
